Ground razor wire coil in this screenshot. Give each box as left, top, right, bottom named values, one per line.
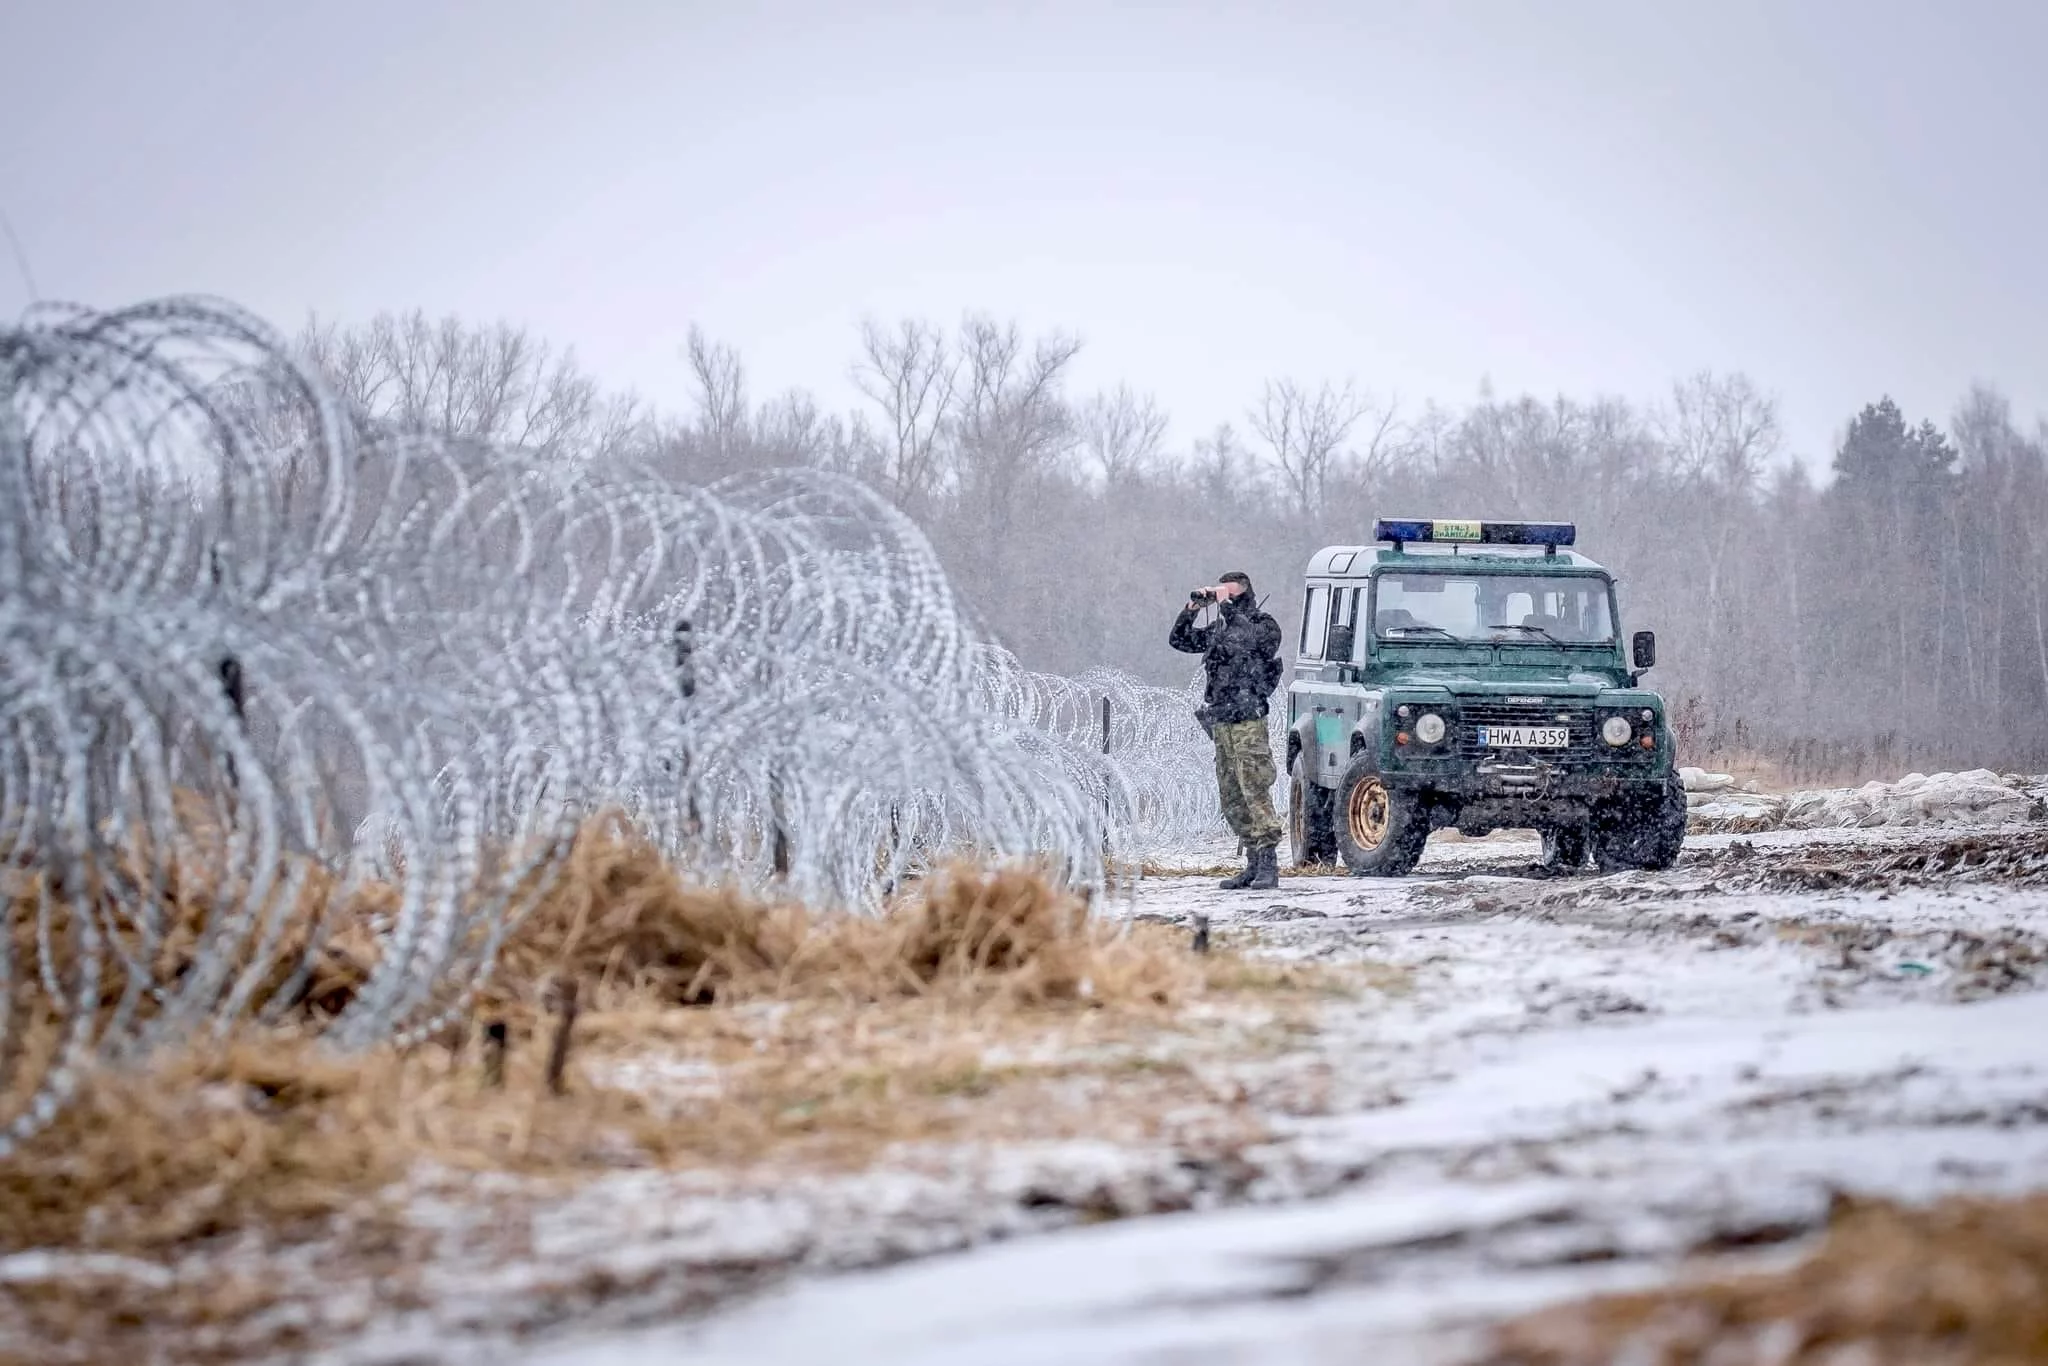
left=0, top=296, right=1261, bottom=1155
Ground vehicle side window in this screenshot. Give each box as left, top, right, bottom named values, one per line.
left=1301, top=584, right=1330, bottom=658
left=1330, top=586, right=1359, bottom=660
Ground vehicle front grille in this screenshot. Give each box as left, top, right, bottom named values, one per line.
left=1456, top=702, right=1595, bottom=758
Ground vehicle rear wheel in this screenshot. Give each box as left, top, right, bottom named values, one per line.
left=1541, top=825, right=1588, bottom=871
left=1335, top=754, right=1427, bottom=877
left=1591, top=775, right=1688, bottom=872
left=1289, top=752, right=1338, bottom=868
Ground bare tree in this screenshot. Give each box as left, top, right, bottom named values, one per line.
left=2031, top=420, right=2048, bottom=708
left=1664, top=370, right=1780, bottom=494
left=1411, top=399, right=1456, bottom=477
left=851, top=317, right=958, bottom=511
left=1641, top=375, right=1779, bottom=711
left=1077, top=383, right=1168, bottom=486
left=952, top=313, right=1082, bottom=524
left=1249, top=378, right=1373, bottom=512
left=588, top=391, right=649, bottom=465
left=299, top=310, right=605, bottom=460
left=686, top=325, right=750, bottom=468
left=756, top=388, right=841, bottom=467
left=1189, top=421, right=1252, bottom=506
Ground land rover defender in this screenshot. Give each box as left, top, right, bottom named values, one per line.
left=1286, top=518, right=1686, bottom=876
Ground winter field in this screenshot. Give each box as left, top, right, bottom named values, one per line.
left=12, top=770, right=2043, bottom=1365
left=10, top=305, right=2048, bottom=1365
left=526, top=772, right=2048, bottom=1366
left=519, top=776, right=2048, bottom=1366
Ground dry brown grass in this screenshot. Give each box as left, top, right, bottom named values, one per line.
left=0, top=1035, right=403, bottom=1254
left=7, top=807, right=1185, bottom=1034
left=3, top=813, right=1392, bottom=1269
left=487, top=809, right=810, bottom=1010
left=4, top=789, right=396, bottom=1034
left=1486, top=1192, right=2048, bottom=1366
left=0, top=1024, right=719, bottom=1259
left=491, top=813, right=1201, bottom=1013
left=0, top=815, right=1404, bottom=1366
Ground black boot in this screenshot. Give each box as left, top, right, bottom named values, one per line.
left=1245, top=844, right=1279, bottom=890
left=1218, top=846, right=1255, bottom=890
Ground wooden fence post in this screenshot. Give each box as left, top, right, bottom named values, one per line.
left=1100, top=694, right=1113, bottom=879
left=544, top=978, right=580, bottom=1096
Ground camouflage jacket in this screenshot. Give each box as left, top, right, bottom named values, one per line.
left=1169, top=595, right=1283, bottom=725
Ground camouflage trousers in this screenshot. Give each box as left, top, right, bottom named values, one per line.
left=1210, top=717, right=1282, bottom=850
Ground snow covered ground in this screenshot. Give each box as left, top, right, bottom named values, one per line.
left=1683, top=765, right=2048, bottom=831
left=35, top=806, right=2026, bottom=1365
left=492, top=814, right=2048, bottom=1366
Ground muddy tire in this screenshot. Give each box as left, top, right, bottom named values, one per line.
left=1541, top=825, right=1589, bottom=871
left=1591, top=774, right=1688, bottom=872
left=1289, top=752, right=1338, bottom=868
left=1335, top=753, right=1428, bottom=877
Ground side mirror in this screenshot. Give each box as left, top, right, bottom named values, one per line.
left=1326, top=623, right=1356, bottom=663
left=1631, top=630, right=1657, bottom=670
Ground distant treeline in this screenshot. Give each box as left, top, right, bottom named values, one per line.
left=286, top=309, right=2048, bottom=780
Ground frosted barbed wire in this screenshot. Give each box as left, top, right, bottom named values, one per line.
left=1, top=296, right=1154, bottom=1151
left=0, top=300, right=538, bottom=1148
left=970, top=646, right=1290, bottom=863
left=2, top=295, right=1300, bottom=1148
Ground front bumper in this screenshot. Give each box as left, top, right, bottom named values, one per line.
left=1379, top=756, right=1666, bottom=806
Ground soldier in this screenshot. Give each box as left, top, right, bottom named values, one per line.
left=1170, top=571, right=1285, bottom=889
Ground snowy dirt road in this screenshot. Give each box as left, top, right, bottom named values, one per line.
left=512, top=823, right=2048, bottom=1366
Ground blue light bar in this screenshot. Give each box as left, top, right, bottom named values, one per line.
left=1373, top=518, right=1576, bottom=548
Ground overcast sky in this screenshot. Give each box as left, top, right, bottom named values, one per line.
left=4, top=0, right=2043, bottom=472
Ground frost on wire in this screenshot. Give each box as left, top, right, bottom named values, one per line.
left=0, top=297, right=1260, bottom=1153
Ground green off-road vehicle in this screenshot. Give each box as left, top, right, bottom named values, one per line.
left=1286, top=518, right=1686, bottom=876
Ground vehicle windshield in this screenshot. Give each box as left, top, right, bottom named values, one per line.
left=1372, top=572, right=1617, bottom=644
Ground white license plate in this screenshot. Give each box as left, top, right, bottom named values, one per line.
left=1477, top=724, right=1570, bottom=748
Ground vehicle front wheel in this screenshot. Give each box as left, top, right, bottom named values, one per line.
left=1289, top=752, right=1338, bottom=868
left=1591, top=775, right=1688, bottom=872
left=1541, top=825, right=1588, bottom=871
left=1335, top=754, right=1428, bottom=877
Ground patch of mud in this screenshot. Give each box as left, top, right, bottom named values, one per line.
left=1775, top=920, right=2048, bottom=1005
left=1521, top=983, right=1655, bottom=1023
left=1699, top=830, right=2048, bottom=894
left=1241, top=903, right=1331, bottom=923
left=1484, top=831, right=2048, bottom=908
left=1485, top=1191, right=2048, bottom=1366
left=1368, top=830, right=2048, bottom=1009
left=1413, top=859, right=1564, bottom=884
left=1252, top=1200, right=1821, bottom=1311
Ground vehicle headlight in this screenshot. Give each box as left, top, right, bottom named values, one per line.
left=1415, top=712, right=1446, bottom=745
left=1600, top=715, right=1633, bottom=747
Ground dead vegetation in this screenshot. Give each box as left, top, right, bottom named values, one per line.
left=0, top=811, right=1403, bottom=1366
left=1131, top=859, right=1349, bottom=878
left=1486, top=1191, right=2048, bottom=1366
left=493, top=811, right=1206, bottom=1014
left=1, top=811, right=1387, bottom=1267
left=1691, top=831, right=2048, bottom=895
left=0, top=1035, right=405, bottom=1254
left=2, top=786, right=398, bottom=1033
